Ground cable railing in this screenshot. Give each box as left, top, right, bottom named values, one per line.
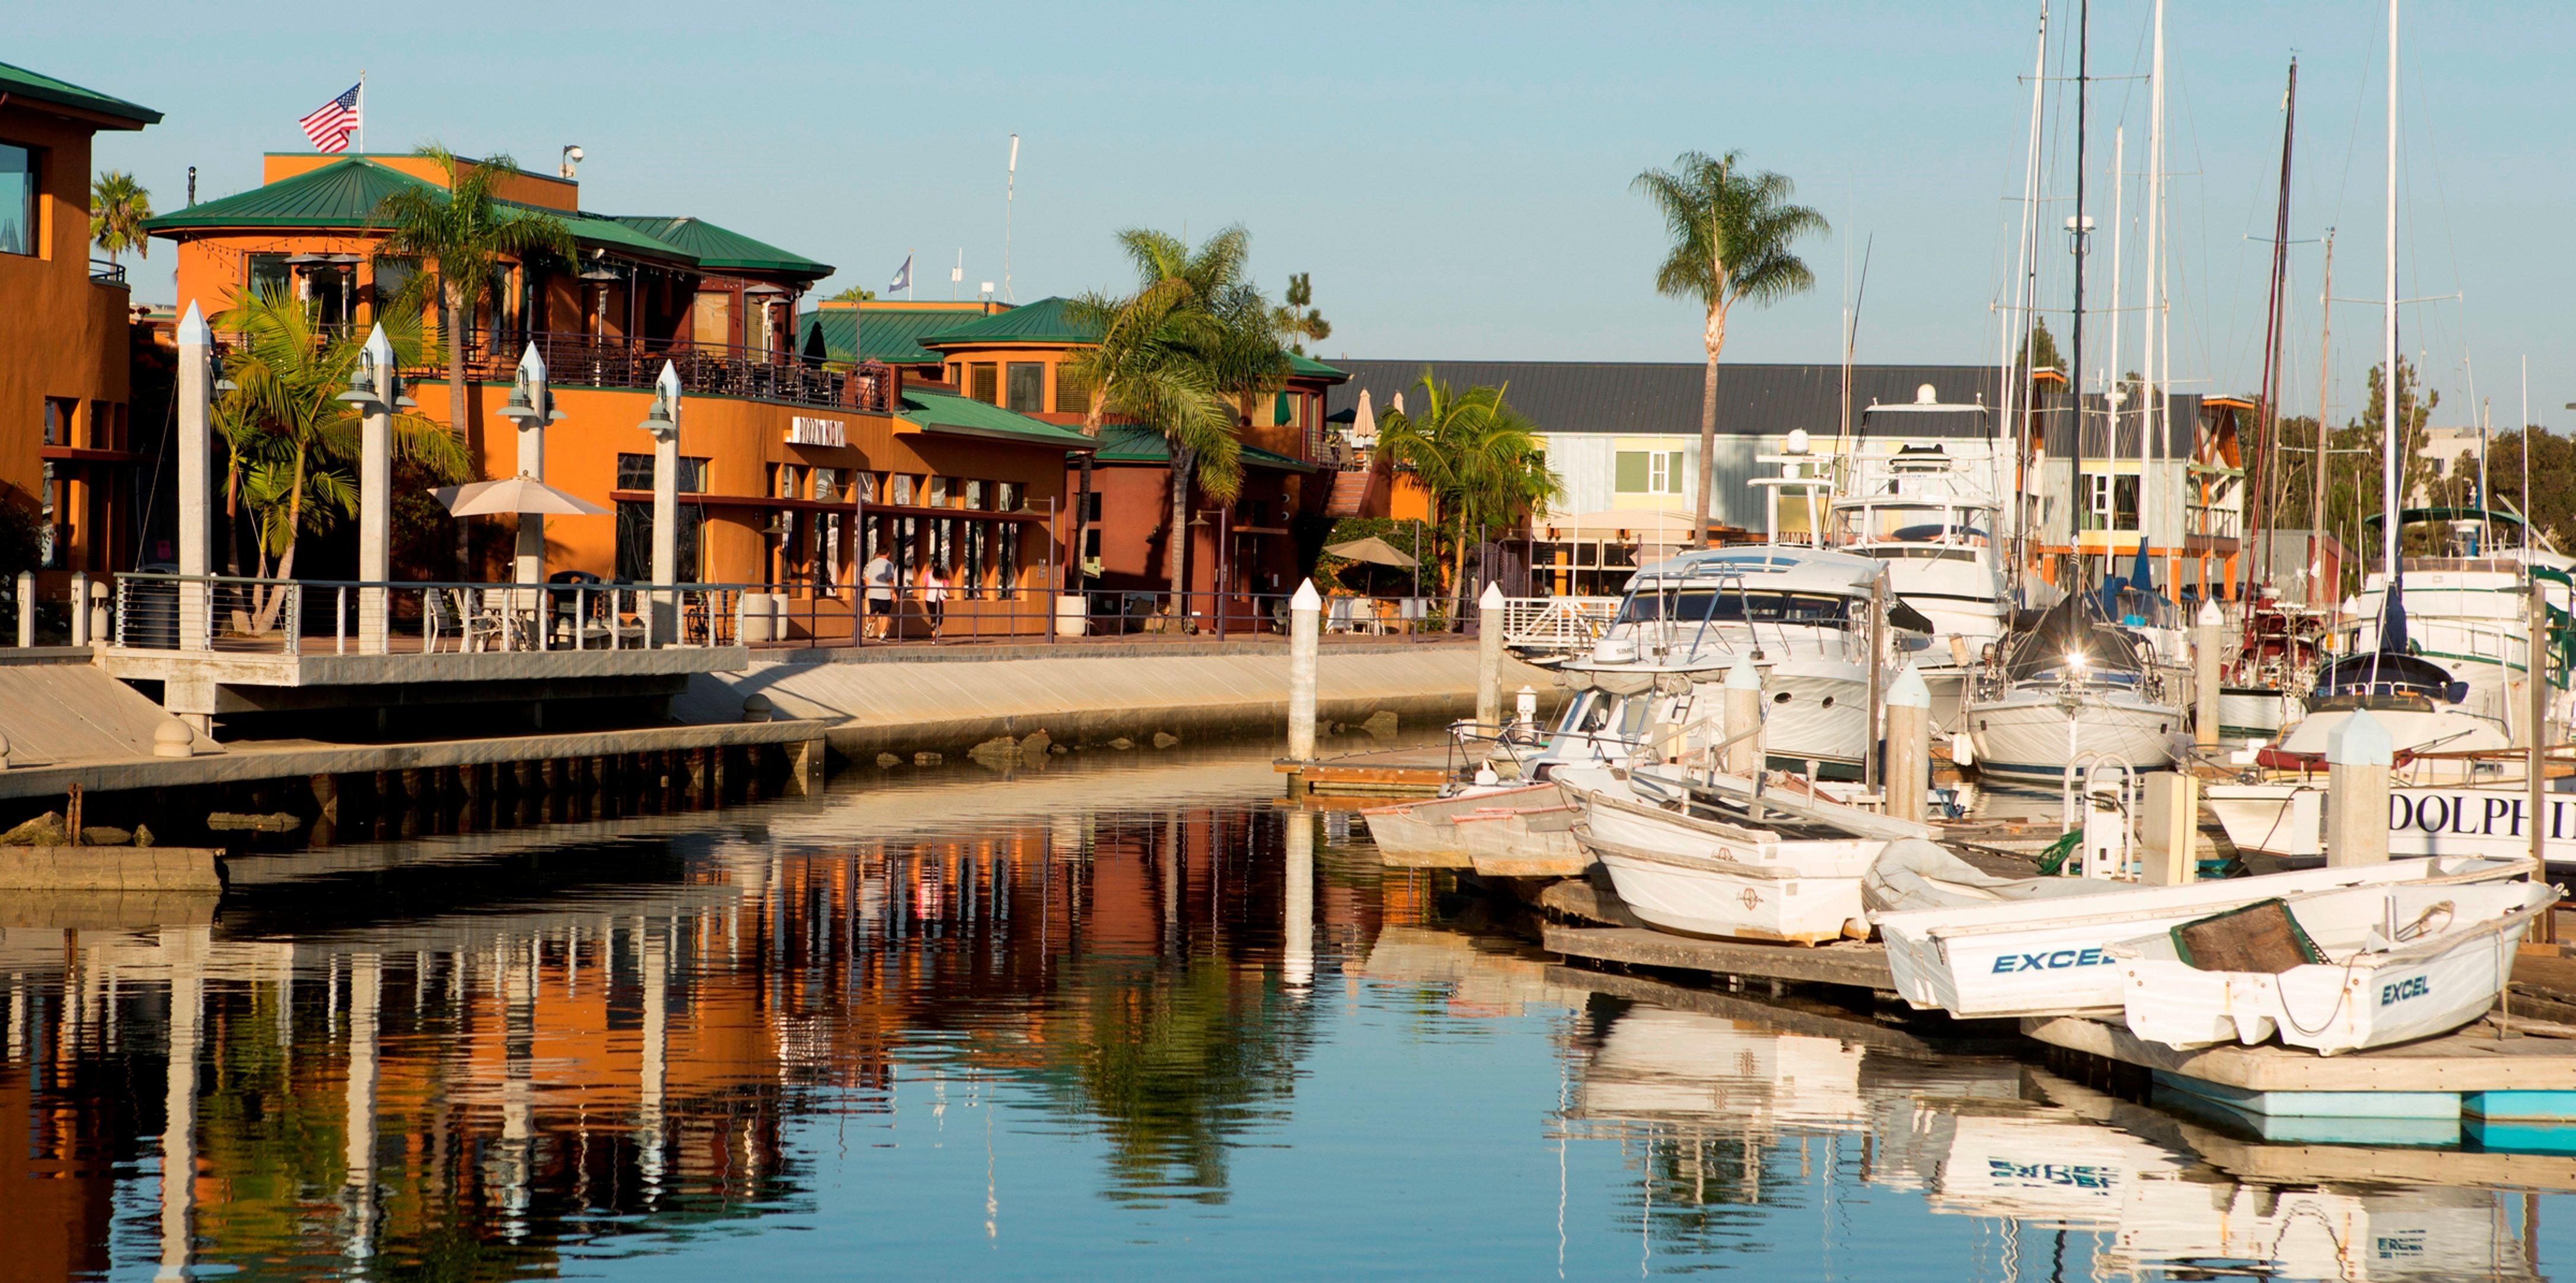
left=423, top=332, right=899, bottom=415
left=110, top=573, right=748, bottom=655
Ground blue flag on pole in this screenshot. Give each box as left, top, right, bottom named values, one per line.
left=889, top=254, right=912, bottom=294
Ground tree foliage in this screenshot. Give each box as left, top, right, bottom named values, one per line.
left=90, top=170, right=151, bottom=265
left=370, top=146, right=577, bottom=428
left=828, top=284, right=875, bottom=302
left=1377, top=369, right=1561, bottom=620
left=2252, top=357, right=2449, bottom=596
left=1271, top=272, right=1330, bottom=355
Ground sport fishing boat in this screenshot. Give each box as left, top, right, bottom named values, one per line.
left=1959, top=590, right=2186, bottom=780
left=1868, top=852, right=2532, bottom=1020
left=1571, top=763, right=1938, bottom=945
left=2343, top=507, right=2576, bottom=731
left=1545, top=545, right=1914, bottom=781
left=2112, top=878, right=2558, bottom=1055
left=1827, top=419, right=2015, bottom=730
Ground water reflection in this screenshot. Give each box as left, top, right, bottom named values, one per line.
left=0, top=743, right=2568, bottom=1279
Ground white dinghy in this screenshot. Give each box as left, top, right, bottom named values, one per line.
left=1869, top=852, right=2532, bottom=1020
left=2111, top=878, right=2559, bottom=1055
left=1573, top=768, right=1936, bottom=945
left=1359, top=782, right=1561, bottom=864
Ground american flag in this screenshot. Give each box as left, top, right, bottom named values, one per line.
left=299, top=84, right=361, bottom=153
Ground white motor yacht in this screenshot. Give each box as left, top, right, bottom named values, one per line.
left=1828, top=429, right=2014, bottom=730
left=2344, top=506, right=2576, bottom=732
left=1960, top=591, right=2186, bottom=781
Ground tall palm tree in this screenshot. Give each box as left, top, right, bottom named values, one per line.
left=1378, top=370, right=1561, bottom=624
left=90, top=171, right=151, bottom=265
left=213, top=286, right=468, bottom=629
left=1633, top=150, right=1829, bottom=545
left=1063, top=226, right=1290, bottom=601
left=371, top=146, right=573, bottom=575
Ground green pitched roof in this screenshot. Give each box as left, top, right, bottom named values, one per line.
left=799, top=308, right=975, bottom=365
left=611, top=217, right=830, bottom=278
left=1290, top=353, right=1347, bottom=380
left=0, top=61, right=159, bottom=128
left=143, top=160, right=697, bottom=265
left=921, top=296, right=1098, bottom=347
left=898, top=388, right=1097, bottom=449
left=1093, top=425, right=1313, bottom=473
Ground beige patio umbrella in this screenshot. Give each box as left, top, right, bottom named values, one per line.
left=1350, top=386, right=1378, bottom=447
left=1321, top=534, right=1418, bottom=568
left=432, top=473, right=611, bottom=517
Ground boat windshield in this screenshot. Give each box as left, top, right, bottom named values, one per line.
left=1553, top=690, right=1655, bottom=745
left=2001, top=592, right=2148, bottom=682
left=1614, top=588, right=1854, bottom=626
left=1834, top=502, right=1992, bottom=547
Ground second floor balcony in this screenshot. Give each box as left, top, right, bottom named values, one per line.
left=427, top=331, right=901, bottom=416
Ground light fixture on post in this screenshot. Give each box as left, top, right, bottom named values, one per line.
left=637, top=387, right=676, bottom=441
left=500, top=371, right=539, bottom=425
left=560, top=145, right=584, bottom=180
left=336, top=348, right=384, bottom=413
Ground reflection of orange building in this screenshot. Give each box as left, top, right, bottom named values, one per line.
left=0, top=63, right=160, bottom=584
left=146, top=153, right=1091, bottom=636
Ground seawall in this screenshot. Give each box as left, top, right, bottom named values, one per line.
left=675, top=639, right=1558, bottom=759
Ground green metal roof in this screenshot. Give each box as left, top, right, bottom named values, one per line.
left=611, top=217, right=830, bottom=278
left=898, top=387, right=1097, bottom=449
left=0, top=61, right=159, bottom=128
left=1093, top=425, right=1313, bottom=473
left=1289, top=354, right=1347, bottom=381
left=921, top=296, right=1099, bottom=347
left=799, top=308, right=974, bottom=365
left=143, top=160, right=697, bottom=265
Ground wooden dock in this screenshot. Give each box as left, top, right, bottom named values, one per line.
left=1277, top=745, right=1458, bottom=798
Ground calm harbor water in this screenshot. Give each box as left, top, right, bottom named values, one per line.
left=5, top=742, right=2571, bottom=1281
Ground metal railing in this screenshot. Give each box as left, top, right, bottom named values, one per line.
left=110, top=573, right=749, bottom=655
left=716, top=586, right=1468, bottom=649
left=420, top=332, right=898, bottom=415
left=90, top=259, right=127, bottom=286
left=1500, top=596, right=1619, bottom=652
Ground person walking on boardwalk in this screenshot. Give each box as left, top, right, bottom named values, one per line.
left=920, top=562, right=948, bottom=641
left=863, top=550, right=895, bottom=639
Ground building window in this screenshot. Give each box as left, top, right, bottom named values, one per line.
left=969, top=363, right=998, bottom=405
left=0, top=142, right=34, bottom=257
left=2084, top=473, right=2141, bottom=531
left=1054, top=366, right=1092, bottom=415
left=1614, top=450, right=1685, bottom=495
left=888, top=475, right=914, bottom=505
left=614, top=454, right=709, bottom=582
left=1085, top=491, right=1102, bottom=522
left=1005, top=363, right=1044, bottom=413
left=42, top=399, right=73, bottom=447
left=372, top=258, right=417, bottom=315
left=246, top=253, right=291, bottom=301
left=927, top=476, right=950, bottom=508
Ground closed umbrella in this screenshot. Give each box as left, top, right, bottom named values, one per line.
left=1351, top=387, right=1378, bottom=448
left=432, top=473, right=611, bottom=517
left=1321, top=535, right=1418, bottom=568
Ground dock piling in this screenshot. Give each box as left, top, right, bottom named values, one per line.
left=1287, top=579, right=1319, bottom=763
left=1476, top=581, right=1504, bottom=731
left=1723, top=657, right=1761, bottom=776
left=1885, top=663, right=1930, bottom=823
left=2324, top=706, right=2393, bottom=866
left=2194, top=599, right=2224, bottom=749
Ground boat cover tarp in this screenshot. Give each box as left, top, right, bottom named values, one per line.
left=1860, top=838, right=2124, bottom=915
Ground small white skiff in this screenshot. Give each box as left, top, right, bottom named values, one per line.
left=1870, top=855, right=2532, bottom=1019
left=2110, top=879, right=2559, bottom=1055
left=1574, top=777, right=1931, bottom=945
left=1453, top=804, right=1587, bottom=878
left=1360, top=782, right=1562, bottom=865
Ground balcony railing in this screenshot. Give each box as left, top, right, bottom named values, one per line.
left=90, top=259, right=127, bottom=285
left=422, top=332, right=899, bottom=416
left=111, top=573, right=749, bottom=655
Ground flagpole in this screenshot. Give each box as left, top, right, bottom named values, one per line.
left=908, top=247, right=915, bottom=301
left=357, top=71, right=365, bottom=152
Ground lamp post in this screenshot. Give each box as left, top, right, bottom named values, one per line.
left=641, top=362, right=682, bottom=637
left=497, top=343, right=566, bottom=587
left=336, top=326, right=398, bottom=653
left=176, top=303, right=213, bottom=651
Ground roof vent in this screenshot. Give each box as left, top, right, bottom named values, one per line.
left=1915, top=383, right=1939, bottom=405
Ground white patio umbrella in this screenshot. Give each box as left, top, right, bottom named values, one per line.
left=1351, top=387, right=1378, bottom=448
left=432, top=473, right=611, bottom=517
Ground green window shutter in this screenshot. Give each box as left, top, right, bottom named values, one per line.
left=1274, top=391, right=1293, bottom=425
left=1614, top=451, right=1648, bottom=493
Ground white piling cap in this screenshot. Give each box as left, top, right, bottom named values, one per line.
left=2198, top=600, right=2225, bottom=628
left=1291, top=578, right=1321, bottom=611
left=655, top=359, right=683, bottom=405
left=362, top=323, right=394, bottom=367
left=1887, top=661, right=1931, bottom=709
left=2324, top=706, right=2395, bottom=767
left=177, top=301, right=209, bottom=348
left=517, top=341, right=548, bottom=384
left=1726, top=655, right=1761, bottom=690
left=1480, top=580, right=1506, bottom=609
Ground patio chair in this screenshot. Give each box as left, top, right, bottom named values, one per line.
left=445, top=588, right=509, bottom=652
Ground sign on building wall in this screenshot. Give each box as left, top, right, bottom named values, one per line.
left=789, top=416, right=848, bottom=447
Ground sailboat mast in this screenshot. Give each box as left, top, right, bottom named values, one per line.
left=2252, top=58, right=2297, bottom=599
left=2381, top=0, right=2401, bottom=581
left=2311, top=231, right=2335, bottom=605
left=2069, top=0, right=2091, bottom=582
left=2003, top=0, right=2050, bottom=587
left=2108, top=125, right=2125, bottom=532
left=2145, top=0, right=2164, bottom=591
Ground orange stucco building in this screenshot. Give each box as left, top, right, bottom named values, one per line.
left=0, top=62, right=160, bottom=584
left=148, top=152, right=1092, bottom=638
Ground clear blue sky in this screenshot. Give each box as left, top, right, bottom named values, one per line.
left=28, top=0, right=2571, bottom=428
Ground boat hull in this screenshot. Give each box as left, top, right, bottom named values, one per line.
left=1360, top=783, right=1563, bottom=866
left=1455, top=804, right=1589, bottom=877
left=1871, top=856, right=2532, bottom=1018
left=1962, top=686, right=2182, bottom=779
left=1577, top=788, right=1883, bottom=944
left=2205, top=779, right=2576, bottom=863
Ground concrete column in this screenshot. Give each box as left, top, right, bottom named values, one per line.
left=342, top=951, right=380, bottom=1263
left=176, top=304, right=212, bottom=651
left=639, top=920, right=668, bottom=1186
left=649, top=361, right=682, bottom=639
left=1288, top=578, right=1320, bottom=761
left=1477, top=580, right=1505, bottom=730
left=2194, top=598, right=2224, bottom=749
left=1283, top=809, right=1313, bottom=991
left=514, top=345, right=550, bottom=587
left=2140, top=771, right=2201, bottom=885
left=1723, top=656, right=1761, bottom=777
left=1885, top=662, right=1930, bottom=822
left=15, top=571, right=30, bottom=647
left=356, top=326, right=394, bottom=654
left=68, top=572, right=88, bottom=646
left=2324, top=707, right=2394, bottom=867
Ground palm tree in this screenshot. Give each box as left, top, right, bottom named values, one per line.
left=1633, top=151, right=1829, bottom=545
left=1063, top=226, right=1290, bottom=602
left=1378, top=370, right=1561, bottom=625
left=213, top=286, right=469, bottom=629
left=370, top=147, right=575, bottom=437
left=90, top=171, right=151, bottom=265
left=1271, top=272, right=1330, bottom=355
